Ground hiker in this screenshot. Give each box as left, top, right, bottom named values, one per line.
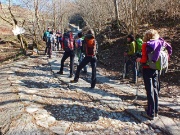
left=75, top=32, right=87, bottom=73
left=136, top=29, right=172, bottom=120
left=70, top=29, right=97, bottom=89
left=135, top=34, right=143, bottom=56
left=50, top=29, right=56, bottom=51
left=57, top=31, right=75, bottom=78
left=56, top=30, right=61, bottom=51
left=124, top=34, right=137, bottom=83
left=43, top=27, right=51, bottom=58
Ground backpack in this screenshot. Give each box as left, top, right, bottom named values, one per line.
left=43, top=31, right=50, bottom=42
left=147, top=42, right=169, bottom=71
left=135, top=38, right=143, bottom=53
left=43, top=31, right=47, bottom=41
left=63, top=32, right=74, bottom=52
left=85, top=37, right=96, bottom=56
left=76, top=38, right=83, bottom=49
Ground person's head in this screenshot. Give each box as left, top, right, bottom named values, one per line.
left=64, top=28, right=71, bottom=33
left=135, top=34, right=141, bottom=39
left=87, top=29, right=95, bottom=36
left=143, top=29, right=160, bottom=42
left=127, top=34, right=134, bottom=43
left=47, top=27, right=50, bottom=32
left=78, top=32, right=83, bottom=38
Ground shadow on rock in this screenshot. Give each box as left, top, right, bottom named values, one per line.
left=44, top=104, right=139, bottom=123
left=21, top=80, right=60, bottom=89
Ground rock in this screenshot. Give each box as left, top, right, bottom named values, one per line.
left=36, top=119, right=49, bottom=128
left=34, top=112, right=49, bottom=120
left=155, top=129, right=162, bottom=133
left=47, top=116, right=56, bottom=126
left=26, top=106, right=39, bottom=114
left=49, top=122, right=70, bottom=135
left=67, top=131, right=84, bottom=135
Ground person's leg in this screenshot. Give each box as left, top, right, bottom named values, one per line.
left=82, top=54, right=88, bottom=72
left=79, top=53, right=87, bottom=72
left=57, top=41, right=59, bottom=50
left=60, top=41, right=63, bottom=50
left=143, top=68, right=155, bottom=118
left=157, top=70, right=161, bottom=93
left=90, top=57, right=97, bottom=88
left=59, top=52, right=70, bottom=73
left=45, top=45, right=48, bottom=54
left=125, top=59, right=131, bottom=77
left=74, top=57, right=90, bottom=81
left=133, top=61, right=138, bottom=83
left=49, top=43, right=52, bottom=58
left=69, top=51, right=75, bottom=76
left=153, top=70, right=158, bottom=116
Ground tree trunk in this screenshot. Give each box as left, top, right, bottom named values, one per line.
left=114, top=0, right=119, bottom=21
left=53, top=0, right=56, bottom=29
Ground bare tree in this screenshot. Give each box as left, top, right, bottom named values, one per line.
left=0, top=0, right=26, bottom=51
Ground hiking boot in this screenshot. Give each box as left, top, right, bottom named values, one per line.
left=82, top=71, right=87, bottom=74
left=129, top=80, right=136, bottom=84
left=69, top=74, right=73, bottom=78
left=125, top=74, right=129, bottom=79
left=142, top=113, right=154, bottom=120
left=70, top=80, right=78, bottom=83
left=57, top=71, right=63, bottom=75
left=155, top=113, right=158, bottom=117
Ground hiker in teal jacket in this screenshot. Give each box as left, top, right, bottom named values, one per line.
left=43, top=28, right=51, bottom=57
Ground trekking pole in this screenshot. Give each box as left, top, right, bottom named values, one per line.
left=133, top=61, right=140, bottom=102
left=122, top=55, right=126, bottom=79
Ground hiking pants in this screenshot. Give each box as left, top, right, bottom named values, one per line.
left=45, top=41, right=52, bottom=57
left=74, top=56, right=97, bottom=88
left=45, top=41, right=49, bottom=54
left=76, top=49, right=87, bottom=72
left=157, top=70, right=161, bottom=93
left=143, top=68, right=158, bottom=117
left=60, top=51, right=75, bottom=75
left=126, top=59, right=137, bottom=82
left=56, top=41, right=60, bottom=50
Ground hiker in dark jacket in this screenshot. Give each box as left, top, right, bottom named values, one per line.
left=70, top=29, right=97, bottom=89
left=57, top=31, right=75, bottom=78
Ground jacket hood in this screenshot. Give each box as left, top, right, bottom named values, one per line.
left=147, top=38, right=164, bottom=53
left=146, top=38, right=172, bottom=62
left=85, top=34, right=95, bottom=39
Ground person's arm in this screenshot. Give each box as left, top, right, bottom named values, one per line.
left=128, top=42, right=135, bottom=55
left=140, top=43, right=148, bottom=63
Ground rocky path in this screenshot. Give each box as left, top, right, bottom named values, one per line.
left=0, top=51, right=179, bottom=135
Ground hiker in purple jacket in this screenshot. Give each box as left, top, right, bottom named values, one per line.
left=136, top=29, right=172, bottom=120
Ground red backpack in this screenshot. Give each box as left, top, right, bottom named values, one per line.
left=63, top=32, right=74, bottom=52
